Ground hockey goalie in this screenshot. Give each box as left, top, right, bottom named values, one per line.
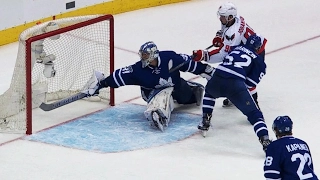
left=85, top=41, right=215, bottom=131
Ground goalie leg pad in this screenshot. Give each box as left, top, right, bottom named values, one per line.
left=144, top=87, right=174, bottom=131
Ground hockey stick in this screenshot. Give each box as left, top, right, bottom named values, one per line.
left=168, top=61, right=188, bottom=73
left=169, top=44, right=215, bottom=73
left=39, top=92, right=88, bottom=111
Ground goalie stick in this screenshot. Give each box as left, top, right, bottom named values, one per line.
left=169, top=44, right=215, bottom=73
left=39, top=92, right=88, bottom=111
left=39, top=70, right=106, bottom=111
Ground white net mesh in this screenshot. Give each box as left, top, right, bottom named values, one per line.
left=0, top=15, right=113, bottom=133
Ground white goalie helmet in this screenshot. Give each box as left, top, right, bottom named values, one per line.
left=139, top=41, right=159, bottom=68
left=217, top=2, right=237, bottom=20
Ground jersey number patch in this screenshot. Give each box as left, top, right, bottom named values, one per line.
left=265, top=153, right=314, bottom=179
left=224, top=51, right=251, bottom=67
left=291, top=153, right=313, bottom=179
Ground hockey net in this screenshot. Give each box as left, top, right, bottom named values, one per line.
left=0, top=14, right=114, bottom=134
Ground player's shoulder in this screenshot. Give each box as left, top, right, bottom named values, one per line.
left=238, top=15, right=246, bottom=22
left=159, top=51, right=183, bottom=61
left=270, top=136, right=306, bottom=147
left=265, top=138, right=286, bottom=155
left=290, top=136, right=308, bottom=145
left=159, top=50, right=177, bottom=56
left=233, top=45, right=256, bottom=56
left=225, top=15, right=248, bottom=35
left=131, top=61, right=143, bottom=71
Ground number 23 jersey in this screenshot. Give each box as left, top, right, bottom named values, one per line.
left=264, top=136, right=318, bottom=180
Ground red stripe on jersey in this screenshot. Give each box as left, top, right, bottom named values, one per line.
left=248, top=87, right=256, bottom=91
left=258, top=38, right=267, bottom=54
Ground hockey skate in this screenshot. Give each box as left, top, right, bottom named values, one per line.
left=151, top=109, right=167, bottom=132
left=198, top=113, right=212, bottom=137
left=259, top=135, right=272, bottom=152
left=222, top=98, right=234, bottom=107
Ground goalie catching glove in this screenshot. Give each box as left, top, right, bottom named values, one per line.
left=200, top=65, right=215, bottom=80
left=83, top=70, right=109, bottom=96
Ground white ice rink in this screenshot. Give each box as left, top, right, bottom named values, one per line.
left=1, top=0, right=320, bottom=179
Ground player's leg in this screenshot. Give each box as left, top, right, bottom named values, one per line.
left=144, top=87, right=174, bottom=131
left=248, top=87, right=260, bottom=110
left=197, top=75, right=224, bottom=136
left=227, top=81, right=271, bottom=151
left=140, top=87, right=152, bottom=102
left=223, top=87, right=259, bottom=109
left=172, top=78, right=204, bottom=106
left=197, top=91, right=215, bottom=132
left=186, top=81, right=204, bottom=106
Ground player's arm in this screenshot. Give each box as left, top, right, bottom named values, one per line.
left=193, top=31, right=241, bottom=64
left=87, top=64, right=140, bottom=96
left=170, top=52, right=214, bottom=80
left=101, top=63, right=142, bottom=89
left=208, top=30, right=243, bottom=63
left=264, top=144, right=282, bottom=179
left=192, top=30, right=224, bottom=62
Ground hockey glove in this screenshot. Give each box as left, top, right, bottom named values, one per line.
left=212, top=30, right=223, bottom=47
left=200, top=65, right=215, bottom=80
left=192, top=50, right=209, bottom=62
left=85, top=71, right=108, bottom=96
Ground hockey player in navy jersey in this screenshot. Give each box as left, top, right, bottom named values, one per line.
left=264, top=116, right=318, bottom=180
left=196, top=34, right=271, bottom=151
left=87, top=41, right=214, bottom=131
left=192, top=2, right=267, bottom=109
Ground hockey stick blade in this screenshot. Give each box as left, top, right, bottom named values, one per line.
left=39, top=92, right=88, bottom=111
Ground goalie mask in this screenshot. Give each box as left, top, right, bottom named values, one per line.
left=217, top=2, right=237, bottom=25
left=139, top=41, right=159, bottom=68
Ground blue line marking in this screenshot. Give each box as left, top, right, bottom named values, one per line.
left=25, top=103, right=200, bottom=153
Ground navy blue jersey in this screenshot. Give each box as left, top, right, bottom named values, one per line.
left=104, top=51, right=207, bottom=90
left=264, top=136, right=318, bottom=180
left=245, top=53, right=266, bottom=88
left=214, top=45, right=266, bottom=86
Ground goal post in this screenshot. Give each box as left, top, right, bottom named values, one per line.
left=0, top=14, right=115, bottom=134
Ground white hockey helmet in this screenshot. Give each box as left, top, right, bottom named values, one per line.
left=217, top=2, right=237, bottom=20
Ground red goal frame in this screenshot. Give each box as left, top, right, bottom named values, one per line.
left=25, top=14, right=115, bottom=135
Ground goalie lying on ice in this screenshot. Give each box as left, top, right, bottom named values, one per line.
left=87, top=41, right=215, bottom=131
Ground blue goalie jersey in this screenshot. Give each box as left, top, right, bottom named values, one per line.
left=104, top=51, right=208, bottom=90
left=264, top=136, right=318, bottom=180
